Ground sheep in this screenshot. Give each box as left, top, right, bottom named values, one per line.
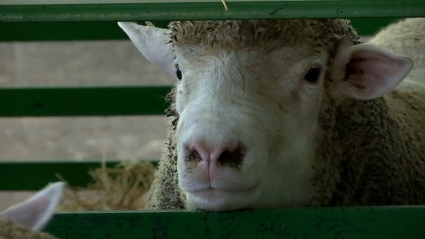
left=368, top=18, right=425, bottom=83
left=0, top=182, right=64, bottom=238
left=118, top=19, right=425, bottom=211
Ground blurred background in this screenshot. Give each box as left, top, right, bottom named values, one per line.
left=0, top=40, right=173, bottom=161
left=0, top=40, right=174, bottom=209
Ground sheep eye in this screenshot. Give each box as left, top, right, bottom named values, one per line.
left=304, top=66, right=320, bottom=83
left=176, top=68, right=182, bottom=80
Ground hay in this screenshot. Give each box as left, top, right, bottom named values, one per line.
left=57, top=160, right=155, bottom=211
left=221, top=0, right=228, bottom=11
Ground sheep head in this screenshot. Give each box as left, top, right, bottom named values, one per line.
left=119, top=20, right=413, bottom=211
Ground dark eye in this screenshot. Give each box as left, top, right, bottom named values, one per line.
left=304, top=66, right=320, bottom=83
left=176, top=68, right=182, bottom=80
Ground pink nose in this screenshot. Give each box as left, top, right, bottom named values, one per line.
left=186, top=142, right=246, bottom=171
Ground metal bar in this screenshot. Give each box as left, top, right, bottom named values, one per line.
left=0, top=161, right=158, bottom=190
left=0, top=161, right=119, bottom=190
left=0, top=18, right=402, bottom=42
left=0, top=0, right=293, bottom=4
left=45, top=207, right=425, bottom=239
left=0, top=86, right=172, bottom=117
left=0, top=1, right=424, bottom=23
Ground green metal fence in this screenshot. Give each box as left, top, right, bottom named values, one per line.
left=1, top=1, right=425, bottom=238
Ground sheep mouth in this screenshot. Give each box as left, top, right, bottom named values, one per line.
left=185, top=185, right=260, bottom=211
left=187, top=184, right=259, bottom=199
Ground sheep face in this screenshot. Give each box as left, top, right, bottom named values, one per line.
left=172, top=46, right=325, bottom=211
left=118, top=20, right=414, bottom=211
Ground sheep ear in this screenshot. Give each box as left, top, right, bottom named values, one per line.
left=0, top=182, right=64, bottom=231
left=118, top=22, right=176, bottom=76
left=331, top=44, right=414, bottom=100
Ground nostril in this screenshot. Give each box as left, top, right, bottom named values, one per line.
left=185, top=142, right=246, bottom=168
left=215, top=143, right=246, bottom=168
left=185, top=143, right=210, bottom=163
left=186, top=148, right=202, bottom=162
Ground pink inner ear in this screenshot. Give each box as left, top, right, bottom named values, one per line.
left=341, top=48, right=412, bottom=100
left=347, top=52, right=391, bottom=88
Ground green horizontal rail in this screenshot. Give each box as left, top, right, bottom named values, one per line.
left=0, top=86, right=172, bottom=117
left=45, top=207, right=425, bottom=239
left=0, top=161, right=121, bottom=190
left=0, top=161, right=158, bottom=190
left=1, top=1, right=424, bottom=23
left=0, top=18, right=402, bottom=42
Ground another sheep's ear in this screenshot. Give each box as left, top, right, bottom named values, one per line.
left=331, top=44, right=414, bottom=100
left=0, top=182, right=64, bottom=231
left=118, top=22, right=176, bottom=75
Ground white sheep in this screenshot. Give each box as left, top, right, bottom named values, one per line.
left=118, top=19, right=425, bottom=211
left=0, top=182, right=64, bottom=238
left=369, top=18, right=425, bottom=83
